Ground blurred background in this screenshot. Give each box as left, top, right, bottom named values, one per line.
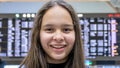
left=0, top=0, right=120, bottom=68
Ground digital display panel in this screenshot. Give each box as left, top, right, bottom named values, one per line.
left=0, top=14, right=34, bottom=57
left=80, top=17, right=117, bottom=58
left=0, top=13, right=120, bottom=60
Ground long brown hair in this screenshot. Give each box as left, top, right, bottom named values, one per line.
left=20, top=0, right=85, bottom=68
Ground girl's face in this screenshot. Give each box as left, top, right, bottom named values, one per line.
left=40, top=5, right=75, bottom=64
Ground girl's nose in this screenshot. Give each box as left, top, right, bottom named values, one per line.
left=53, top=31, right=64, bottom=42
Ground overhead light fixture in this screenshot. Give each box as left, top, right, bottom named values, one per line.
left=78, top=14, right=83, bottom=17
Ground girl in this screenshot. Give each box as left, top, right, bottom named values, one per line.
left=20, top=0, right=85, bottom=68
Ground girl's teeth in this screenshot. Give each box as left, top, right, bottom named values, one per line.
left=50, top=45, right=66, bottom=49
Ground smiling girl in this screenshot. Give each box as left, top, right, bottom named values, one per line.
left=20, top=0, right=85, bottom=68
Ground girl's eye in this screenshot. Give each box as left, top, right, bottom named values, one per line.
left=63, top=28, right=72, bottom=33
left=45, top=28, right=54, bottom=33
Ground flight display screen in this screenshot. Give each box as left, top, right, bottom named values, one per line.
left=0, top=13, right=120, bottom=59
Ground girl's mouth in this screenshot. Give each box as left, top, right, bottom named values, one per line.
left=50, top=45, right=67, bottom=49
left=49, top=44, right=67, bottom=53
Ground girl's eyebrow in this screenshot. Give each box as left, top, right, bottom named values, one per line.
left=42, top=24, right=54, bottom=27
left=62, top=24, right=74, bottom=27
left=62, top=24, right=74, bottom=28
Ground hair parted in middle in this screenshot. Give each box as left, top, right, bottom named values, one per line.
left=20, top=0, right=85, bottom=68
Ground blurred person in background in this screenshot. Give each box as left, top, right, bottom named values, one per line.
left=0, top=46, right=6, bottom=68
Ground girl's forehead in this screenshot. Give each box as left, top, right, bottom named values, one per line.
left=41, top=5, right=73, bottom=26
left=44, top=5, right=69, bottom=16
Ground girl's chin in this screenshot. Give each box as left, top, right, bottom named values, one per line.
left=47, top=53, right=67, bottom=63
left=52, top=54, right=65, bottom=60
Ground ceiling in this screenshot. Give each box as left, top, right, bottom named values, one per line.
left=0, top=0, right=110, bottom=2
left=0, top=0, right=120, bottom=13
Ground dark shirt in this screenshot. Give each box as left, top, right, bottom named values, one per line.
left=0, top=59, right=6, bottom=68
left=48, top=63, right=66, bottom=68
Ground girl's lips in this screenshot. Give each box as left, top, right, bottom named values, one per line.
left=50, top=44, right=67, bottom=49
left=49, top=44, right=67, bottom=53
